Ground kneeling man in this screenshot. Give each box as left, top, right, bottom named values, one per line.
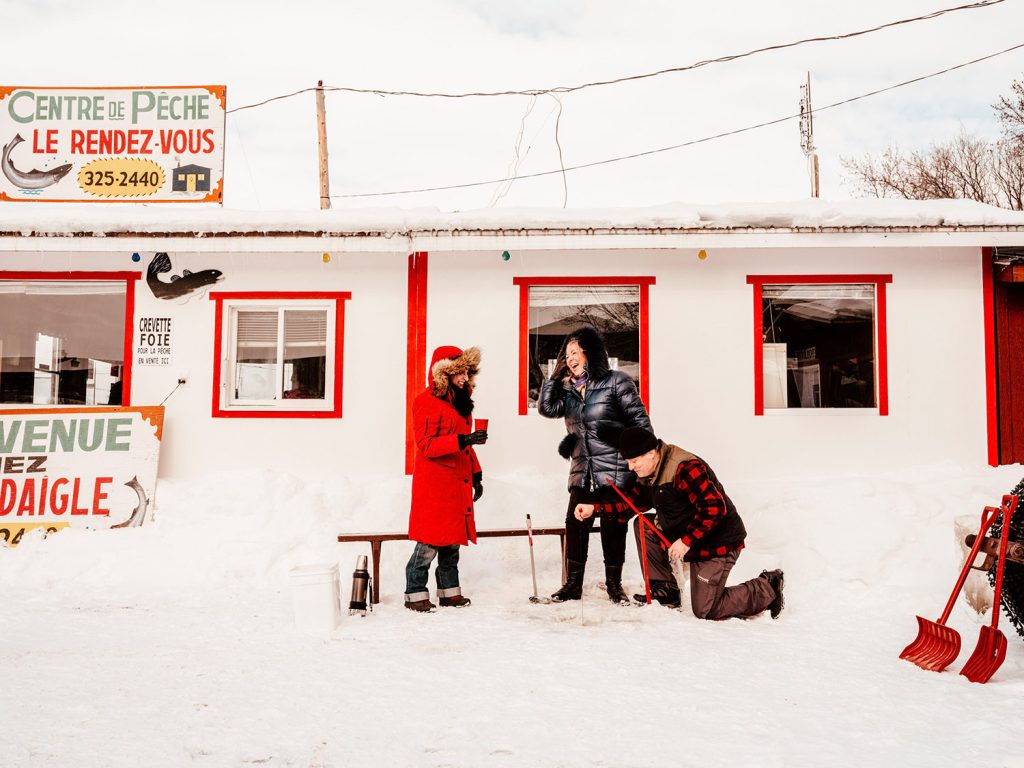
left=575, top=427, right=784, bottom=620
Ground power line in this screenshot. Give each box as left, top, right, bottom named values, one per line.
left=330, top=41, right=1024, bottom=199
left=227, top=0, right=1005, bottom=113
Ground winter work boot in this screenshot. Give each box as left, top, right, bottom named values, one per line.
left=633, top=580, right=681, bottom=608
left=404, top=599, right=436, bottom=613
left=551, top=559, right=585, bottom=602
left=604, top=565, right=631, bottom=605
left=761, top=569, right=785, bottom=619
left=439, top=595, right=472, bottom=607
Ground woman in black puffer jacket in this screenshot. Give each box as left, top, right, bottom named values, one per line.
left=538, top=326, right=652, bottom=603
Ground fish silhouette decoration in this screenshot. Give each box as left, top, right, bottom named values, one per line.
left=111, top=476, right=150, bottom=529
left=147, top=252, right=223, bottom=300
left=2, top=134, right=72, bottom=190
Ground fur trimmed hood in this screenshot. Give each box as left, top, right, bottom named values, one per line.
left=429, top=345, right=481, bottom=396
left=554, top=326, right=611, bottom=381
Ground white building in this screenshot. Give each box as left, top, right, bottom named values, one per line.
left=2, top=198, right=1023, bottom=489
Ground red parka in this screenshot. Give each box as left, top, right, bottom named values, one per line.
left=408, top=345, right=482, bottom=546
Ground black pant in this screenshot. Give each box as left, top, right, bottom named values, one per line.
left=563, top=486, right=628, bottom=566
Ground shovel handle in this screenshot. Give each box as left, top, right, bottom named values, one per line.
left=989, top=495, right=1018, bottom=631
left=938, top=505, right=1001, bottom=625
left=607, top=482, right=673, bottom=548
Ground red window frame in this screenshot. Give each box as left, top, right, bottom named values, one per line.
left=0, top=270, right=140, bottom=407
left=210, top=291, right=351, bottom=419
left=746, top=274, right=892, bottom=416
left=513, top=276, right=655, bottom=415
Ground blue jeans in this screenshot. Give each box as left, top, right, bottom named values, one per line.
left=404, top=541, right=462, bottom=602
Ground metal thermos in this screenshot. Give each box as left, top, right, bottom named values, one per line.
left=349, top=555, right=372, bottom=615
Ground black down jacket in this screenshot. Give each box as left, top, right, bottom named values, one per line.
left=538, top=326, right=652, bottom=491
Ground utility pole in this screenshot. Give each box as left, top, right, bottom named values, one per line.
left=316, top=80, right=331, bottom=209
left=799, top=72, right=820, bottom=198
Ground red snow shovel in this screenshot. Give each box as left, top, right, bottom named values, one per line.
left=960, top=494, right=1017, bottom=684
left=899, top=504, right=1001, bottom=672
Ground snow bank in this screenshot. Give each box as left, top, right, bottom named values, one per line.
left=2, top=461, right=1021, bottom=609
left=4, top=461, right=1024, bottom=768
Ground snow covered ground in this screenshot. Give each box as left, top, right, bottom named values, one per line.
left=3, top=462, right=1024, bottom=768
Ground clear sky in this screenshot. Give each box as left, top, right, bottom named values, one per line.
left=5, top=0, right=1024, bottom=211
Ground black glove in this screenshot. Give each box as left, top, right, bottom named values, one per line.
left=472, top=472, right=484, bottom=501
left=458, top=430, right=488, bottom=449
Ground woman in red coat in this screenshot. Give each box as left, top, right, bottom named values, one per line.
left=405, top=345, right=488, bottom=612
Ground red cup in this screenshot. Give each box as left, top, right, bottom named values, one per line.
left=474, top=418, right=488, bottom=433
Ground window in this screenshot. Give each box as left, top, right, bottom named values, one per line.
left=747, top=274, right=891, bottom=415
left=0, top=272, right=138, bottom=406
left=513, top=276, right=655, bottom=414
left=210, top=292, right=351, bottom=418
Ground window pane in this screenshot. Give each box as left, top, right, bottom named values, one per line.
left=762, top=284, right=875, bottom=409
left=283, top=310, right=327, bottom=400
left=526, top=285, right=641, bottom=408
left=235, top=310, right=278, bottom=400
left=0, top=281, right=126, bottom=405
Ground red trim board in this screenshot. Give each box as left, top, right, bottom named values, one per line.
left=0, top=270, right=140, bottom=407
left=208, top=291, right=351, bottom=419
left=746, top=274, right=892, bottom=416
left=982, top=247, right=999, bottom=466
left=512, top=276, right=656, bottom=415
left=405, top=253, right=429, bottom=475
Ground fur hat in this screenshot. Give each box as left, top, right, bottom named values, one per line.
left=429, top=345, right=481, bottom=396
left=619, top=427, right=660, bottom=459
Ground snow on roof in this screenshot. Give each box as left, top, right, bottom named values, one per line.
left=1, top=198, right=1024, bottom=238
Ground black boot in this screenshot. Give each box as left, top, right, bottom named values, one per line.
left=633, top=580, right=681, bottom=608
left=551, top=559, right=585, bottom=602
left=604, top=565, right=630, bottom=605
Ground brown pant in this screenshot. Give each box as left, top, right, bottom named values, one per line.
left=633, top=513, right=775, bottom=620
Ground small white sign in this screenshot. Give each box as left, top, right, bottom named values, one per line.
left=136, top=316, right=173, bottom=366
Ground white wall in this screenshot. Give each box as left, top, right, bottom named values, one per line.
left=425, top=245, right=988, bottom=485
left=1, top=243, right=988, bottom=485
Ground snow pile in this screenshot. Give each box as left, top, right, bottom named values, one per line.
left=3, top=462, right=1024, bottom=767
left=1, top=460, right=1020, bottom=608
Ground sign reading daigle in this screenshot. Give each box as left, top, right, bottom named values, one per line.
left=0, top=407, right=164, bottom=546
left=0, top=86, right=225, bottom=203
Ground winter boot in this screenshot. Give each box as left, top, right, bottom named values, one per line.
left=604, top=565, right=631, bottom=605
left=439, top=595, right=472, bottom=607
left=761, top=569, right=785, bottom=619
left=551, top=559, right=586, bottom=602
left=633, top=580, right=681, bottom=608
left=404, top=599, right=436, bottom=613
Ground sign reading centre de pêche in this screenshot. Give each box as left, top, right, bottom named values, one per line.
left=0, top=407, right=164, bottom=546
left=0, top=86, right=225, bottom=203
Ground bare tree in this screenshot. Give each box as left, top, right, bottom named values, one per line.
left=994, top=78, right=1024, bottom=141
left=842, top=78, right=1024, bottom=210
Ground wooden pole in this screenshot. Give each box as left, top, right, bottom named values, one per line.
left=316, top=80, right=331, bottom=209
left=813, top=153, right=820, bottom=198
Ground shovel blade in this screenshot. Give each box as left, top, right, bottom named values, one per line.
left=959, top=626, right=1008, bottom=684
left=900, top=616, right=962, bottom=672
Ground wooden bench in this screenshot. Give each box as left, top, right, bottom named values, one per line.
left=337, top=525, right=601, bottom=604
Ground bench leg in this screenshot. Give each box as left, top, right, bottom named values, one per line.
left=560, top=533, right=567, bottom=583
left=371, top=541, right=382, bottom=605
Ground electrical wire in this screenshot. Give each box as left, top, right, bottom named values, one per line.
left=330, top=41, right=1024, bottom=199
left=226, top=0, right=1005, bottom=112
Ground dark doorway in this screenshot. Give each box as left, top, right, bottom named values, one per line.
left=994, top=247, right=1024, bottom=464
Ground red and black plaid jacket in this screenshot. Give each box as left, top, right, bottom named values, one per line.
left=596, top=458, right=746, bottom=561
